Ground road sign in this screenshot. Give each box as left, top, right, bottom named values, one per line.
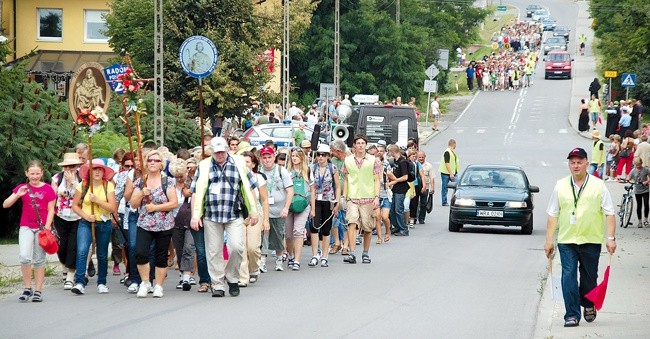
left=179, top=36, right=219, bottom=79
left=604, top=71, right=617, bottom=78
left=424, top=80, right=438, bottom=93
left=426, top=64, right=439, bottom=79
left=103, top=63, right=128, bottom=94
left=621, top=73, right=636, bottom=88
left=319, top=83, right=336, bottom=99
left=438, top=49, right=449, bottom=70
left=352, top=94, right=379, bottom=104
left=497, top=5, right=507, bottom=11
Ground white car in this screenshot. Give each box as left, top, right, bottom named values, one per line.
left=532, top=9, right=550, bottom=21
left=242, top=122, right=327, bottom=148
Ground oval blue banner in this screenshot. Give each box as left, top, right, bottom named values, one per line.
left=179, top=36, right=218, bottom=79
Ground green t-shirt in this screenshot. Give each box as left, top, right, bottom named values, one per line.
left=293, top=129, right=305, bottom=146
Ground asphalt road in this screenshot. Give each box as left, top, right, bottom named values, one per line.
left=0, top=1, right=585, bottom=338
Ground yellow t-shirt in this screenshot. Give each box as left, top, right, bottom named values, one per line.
left=76, top=182, right=115, bottom=219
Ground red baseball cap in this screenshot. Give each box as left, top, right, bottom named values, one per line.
left=260, top=146, right=275, bottom=156
left=567, top=147, right=588, bottom=159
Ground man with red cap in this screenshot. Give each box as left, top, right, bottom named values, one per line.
left=544, top=147, right=617, bottom=327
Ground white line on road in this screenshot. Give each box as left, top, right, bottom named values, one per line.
left=454, top=91, right=479, bottom=124
left=538, top=129, right=545, bottom=133
left=540, top=161, right=551, bottom=167
left=559, top=129, right=568, bottom=133
left=477, top=129, right=486, bottom=133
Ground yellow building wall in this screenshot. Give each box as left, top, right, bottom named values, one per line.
left=14, top=0, right=111, bottom=58
left=254, top=0, right=281, bottom=94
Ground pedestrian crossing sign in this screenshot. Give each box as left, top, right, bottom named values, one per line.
left=621, top=73, right=636, bottom=88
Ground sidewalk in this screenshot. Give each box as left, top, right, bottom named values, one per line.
left=535, top=1, right=650, bottom=337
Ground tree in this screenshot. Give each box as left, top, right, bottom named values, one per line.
left=290, top=0, right=488, bottom=103
left=0, top=41, right=79, bottom=237
left=590, top=0, right=650, bottom=102
left=105, top=0, right=281, bottom=118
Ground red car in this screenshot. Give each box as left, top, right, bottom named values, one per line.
left=544, top=51, right=573, bottom=79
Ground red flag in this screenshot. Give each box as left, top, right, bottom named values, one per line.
left=598, top=116, right=603, bottom=125
left=585, top=255, right=611, bottom=310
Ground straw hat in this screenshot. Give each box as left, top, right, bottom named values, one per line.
left=79, top=159, right=116, bottom=181
left=591, top=130, right=602, bottom=139
left=237, top=141, right=257, bottom=155
left=58, top=153, right=84, bottom=167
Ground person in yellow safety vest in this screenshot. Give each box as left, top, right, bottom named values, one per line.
left=588, top=94, right=601, bottom=129
left=589, top=130, right=605, bottom=178
left=545, top=147, right=616, bottom=327
left=439, top=139, right=459, bottom=206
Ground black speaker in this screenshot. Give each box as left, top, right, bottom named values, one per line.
left=310, top=123, right=321, bottom=151
left=345, top=126, right=355, bottom=147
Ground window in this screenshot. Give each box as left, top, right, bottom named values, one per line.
left=85, top=10, right=109, bottom=42
left=38, top=8, right=63, bottom=41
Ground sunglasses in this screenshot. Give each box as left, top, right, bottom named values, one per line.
left=123, top=165, right=133, bottom=169
left=316, top=153, right=328, bottom=157
left=147, top=159, right=162, bottom=163
left=291, top=148, right=304, bottom=152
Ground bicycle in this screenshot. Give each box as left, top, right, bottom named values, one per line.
left=618, top=183, right=634, bottom=228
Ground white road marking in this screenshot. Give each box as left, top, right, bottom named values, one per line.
left=540, top=161, right=551, bottom=167
left=454, top=92, right=480, bottom=123
left=477, top=129, right=486, bottom=133
left=559, top=129, right=568, bottom=133
left=538, top=129, right=545, bottom=133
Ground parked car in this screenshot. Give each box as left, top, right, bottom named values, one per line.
left=242, top=122, right=326, bottom=148
left=447, top=164, right=539, bottom=234
left=543, top=37, right=567, bottom=55
left=544, top=51, right=573, bottom=79
left=553, top=26, right=570, bottom=40
left=526, top=4, right=542, bottom=18
left=532, top=9, right=550, bottom=21
left=541, top=18, right=557, bottom=31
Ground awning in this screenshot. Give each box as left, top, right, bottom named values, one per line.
left=13, top=50, right=117, bottom=75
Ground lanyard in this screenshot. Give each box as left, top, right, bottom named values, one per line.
left=265, top=165, right=277, bottom=194
left=570, top=175, right=589, bottom=211
left=316, top=165, right=326, bottom=190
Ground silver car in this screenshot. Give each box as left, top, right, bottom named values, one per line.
left=543, top=37, right=567, bottom=55
left=532, top=9, right=550, bottom=21
left=242, top=122, right=326, bottom=148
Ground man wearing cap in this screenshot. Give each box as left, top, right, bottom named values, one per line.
left=51, top=153, right=84, bottom=289
left=588, top=130, right=605, bottom=178
left=289, top=102, right=303, bottom=120
left=258, top=145, right=294, bottom=271
left=545, top=147, right=616, bottom=327
left=190, top=137, right=258, bottom=298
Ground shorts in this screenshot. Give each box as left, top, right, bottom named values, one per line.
left=379, top=197, right=391, bottom=209
left=590, top=112, right=598, bottom=122
left=333, top=210, right=348, bottom=231
left=404, top=195, right=411, bottom=212
left=346, top=202, right=376, bottom=232
left=268, top=218, right=286, bottom=251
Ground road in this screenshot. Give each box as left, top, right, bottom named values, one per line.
left=1, top=1, right=584, bottom=338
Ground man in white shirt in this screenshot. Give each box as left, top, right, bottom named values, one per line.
left=341, top=94, right=352, bottom=106
left=417, top=151, right=435, bottom=224
left=288, top=102, right=303, bottom=120
left=430, top=96, right=441, bottom=131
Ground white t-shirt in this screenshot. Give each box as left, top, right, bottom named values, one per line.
left=430, top=100, right=440, bottom=116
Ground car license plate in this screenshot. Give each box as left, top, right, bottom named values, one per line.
left=554, top=71, right=562, bottom=74
left=477, top=210, right=503, bottom=217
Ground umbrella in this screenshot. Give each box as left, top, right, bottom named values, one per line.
left=585, top=254, right=612, bottom=310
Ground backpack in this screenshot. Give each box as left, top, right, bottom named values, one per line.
left=407, top=160, right=417, bottom=183
left=244, top=119, right=252, bottom=129
left=56, top=170, right=81, bottom=188
left=136, top=174, right=170, bottom=200
left=289, top=171, right=310, bottom=213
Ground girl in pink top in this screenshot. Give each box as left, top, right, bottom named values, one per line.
left=2, top=160, right=56, bottom=302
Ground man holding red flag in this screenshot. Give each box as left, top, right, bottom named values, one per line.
left=544, top=147, right=617, bottom=327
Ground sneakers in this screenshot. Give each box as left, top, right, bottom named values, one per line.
left=645, top=220, right=649, bottom=227
left=228, top=282, right=240, bottom=297
left=97, top=284, right=109, bottom=294
left=275, top=258, right=284, bottom=271
left=63, top=281, right=73, bottom=290
left=137, top=281, right=152, bottom=298
left=176, top=280, right=184, bottom=290
left=127, top=283, right=138, bottom=293
left=152, top=285, right=164, bottom=298
left=308, top=256, right=319, bottom=267
left=638, top=221, right=643, bottom=228
left=112, top=264, right=121, bottom=276
left=176, top=280, right=191, bottom=291
left=189, top=277, right=197, bottom=285
left=259, top=258, right=268, bottom=273
left=71, top=284, right=85, bottom=295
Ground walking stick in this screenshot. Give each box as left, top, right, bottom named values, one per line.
left=88, top=136, right=96, bottom=254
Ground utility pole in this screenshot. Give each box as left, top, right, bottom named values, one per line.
left=282, top=0, right=290, bottom=120
left=153, top=0, right=164, bottom=145
left=334, top=0, right=340, bottom=99
left=396, top=0, right=400, bottom=24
